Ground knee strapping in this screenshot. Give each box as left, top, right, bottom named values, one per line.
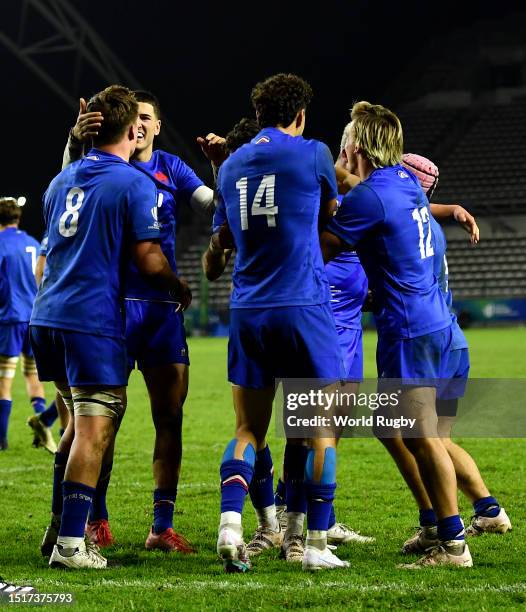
left=21, top=353, right=38, bottom=376
left=305, top=447, right=336, bottom=485
left=0, top=355, right=18, bottom=379
left=221, top=439, right=256, bottom=465
left=58, top=391, right=74, bottom=415
left=72, top=390, right=124, bottom=421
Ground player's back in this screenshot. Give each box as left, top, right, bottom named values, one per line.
left=337, top=165, right=450, bottom=338
left=218, top=127, right=334, bottom=308
left=32, top=149, right=157, bottom=338
left=0, top=228, right=39, bottom=323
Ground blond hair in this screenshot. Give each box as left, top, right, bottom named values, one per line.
left=340, top=121, right=352, bottom=152
left=349, top=101, right=403, bottom=168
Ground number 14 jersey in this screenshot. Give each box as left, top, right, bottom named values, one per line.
left=31, top=149, right=159, bottom=338
left=215, top=127, right=338, bottom=309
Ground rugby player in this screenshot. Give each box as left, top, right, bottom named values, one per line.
left=58, top=91, right=214, bottom=551
left=320, top=101, right=473, bottom=568
left=376, top=153, right=511, bottom=553
left=210, top=73, right=349, bottom=572
left=33, top=85, right=190, bottom=569
left=0, top=198, right=56, bottom=452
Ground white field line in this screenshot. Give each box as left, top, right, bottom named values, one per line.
left=30, top=578, right=526, bottom=594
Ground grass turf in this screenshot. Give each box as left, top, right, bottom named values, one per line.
left=0, top=328, right=525, bottom=611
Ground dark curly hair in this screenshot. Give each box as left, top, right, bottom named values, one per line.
left=251, top=73, right=313, bottom=128
left=225, top=117, right=260, bottom=153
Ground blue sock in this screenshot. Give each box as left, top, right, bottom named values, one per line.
left=249, top=446, right=275, bottom=509
left=419, top=508, right=438, bottom=527
left=51, top=452, right=69, bottom=516
left=328, top=504, right=336, bottom=529
left=31, top=396, right=46, bottom=415
left=0, top=399, right=12, bottom=441
left=153, top=488, right=177, bottom=534
left=284, top=444, right=308, bottom=513
left=437, top=515, right=465, bottom=542
left=39, top=401, right=58, bottom=428
left=89, top=461, right=113, bottom=522
left=59, top=481, right=95, bottom=539
left=306, top=483, right=337, bottom=531
left=274, top=479, right=286, bottom=507
left=220, top=439, right=255, bottom=514
left=473, top=496, right=500, bottom=518
left=305, top=447, right=337, bottom=531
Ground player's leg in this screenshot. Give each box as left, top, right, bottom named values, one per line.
left=40, top=383, right=75, bottom=556
left=23, top=352, right=58, bottom=454
left=246, top=438, right=282, bottom=557
left=85, top=436, right=116, bottom=547
left=438, top=411, right=511, bottom=536
left=373, top=414, right=439, bottom=554
left=49, top=385, right=125, bottom=569
left=142, top=362, right=194, bottom=553
left=0, top=355, right=17, bottom=450
left=398, top=387, right=471, bottom=568
left=303, top=434, right=350, bottom=571
left=218, top=385, right=274, bottom=572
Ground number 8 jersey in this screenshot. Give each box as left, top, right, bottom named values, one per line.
left=31, top=149, right=159, bottom=338
left=326, top=165, right=450, bottom=339
left=214, top=127, right=338, bottom=309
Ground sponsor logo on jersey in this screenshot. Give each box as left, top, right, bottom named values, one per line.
left=255, top=136, right=271, bottom=145
left=397, top=170, right=409, bottom=179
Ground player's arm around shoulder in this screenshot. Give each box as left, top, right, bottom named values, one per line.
left=429, top=202, right=479, bottom=244
left=62, top=98, right=103, bottom=169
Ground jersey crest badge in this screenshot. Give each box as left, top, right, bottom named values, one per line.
left=154, top=171, right=169, bottom=183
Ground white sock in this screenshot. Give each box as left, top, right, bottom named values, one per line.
left=255, top=504, right=279, bottom=531
left=56, top=535, right=84, bottom=551
left=285, top=512, right=305, bottom=538
left=306, top=529, right=327, bottom=551
left=219, top=511, right=242, bottom=536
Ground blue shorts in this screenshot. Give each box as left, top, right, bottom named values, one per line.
left=125, top=300, right=189, bottom=371
left=228, top=304, right=345, bottom=389
left=437, top=347, right=470, bottom=401
left=0, top=323, right=33, bottom=357
left=377, top=326, right=453, bottom=387
left=30, top=326, right=127, bottom=387
left=337, top=327, right=363, bottom=382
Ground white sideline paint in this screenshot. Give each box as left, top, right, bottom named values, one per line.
left=32, top=578, right=526, bottom=594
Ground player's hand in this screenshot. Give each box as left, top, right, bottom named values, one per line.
left=71, top=97, right=103, bottom=142
left=453, top=205, right=479, bottom=244
left=197, top=133, right=228, bottom=167
left=212, top=223, right=235, bottom=250
left=174, top=277, right=192, bottom=311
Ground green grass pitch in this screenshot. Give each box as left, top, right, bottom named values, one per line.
left=1, top=328, right=525, bottom=610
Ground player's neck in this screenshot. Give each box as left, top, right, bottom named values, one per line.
left=132, top=146, right=154, bottom=163
left=0, top=224, right=17, bottom=231
left=358, top=158, right=374, bottom=181
left=276, top=125, right=301, bottom=137
left=95, top=142, right=132, bottom=163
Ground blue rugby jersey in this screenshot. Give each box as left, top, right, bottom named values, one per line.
left=215, top=127, right=338, bottom=308
left=327, top=164, right=450, bottom=339
left=126, top=150, right=204, bottom=301
left=430, top=216, right=468, bottom=350
left=0, top=228, right=39, bottom=323
left=31, top=149, right=159, bottom=338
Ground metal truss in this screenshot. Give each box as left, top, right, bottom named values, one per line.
left=0, top=0, right=200, bottom=166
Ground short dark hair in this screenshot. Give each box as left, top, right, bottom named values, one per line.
left=134, top=90, right=162, bottom=120
left=251, top=73, right=313, bottom=128
left=0, top=198, right=21, bottom=225
left=225, top=117, right=260, bottom=153
left=87, top=85, right=138, bottom=146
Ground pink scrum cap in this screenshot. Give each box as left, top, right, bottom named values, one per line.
left=401, top=153, right=439, bottom=195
